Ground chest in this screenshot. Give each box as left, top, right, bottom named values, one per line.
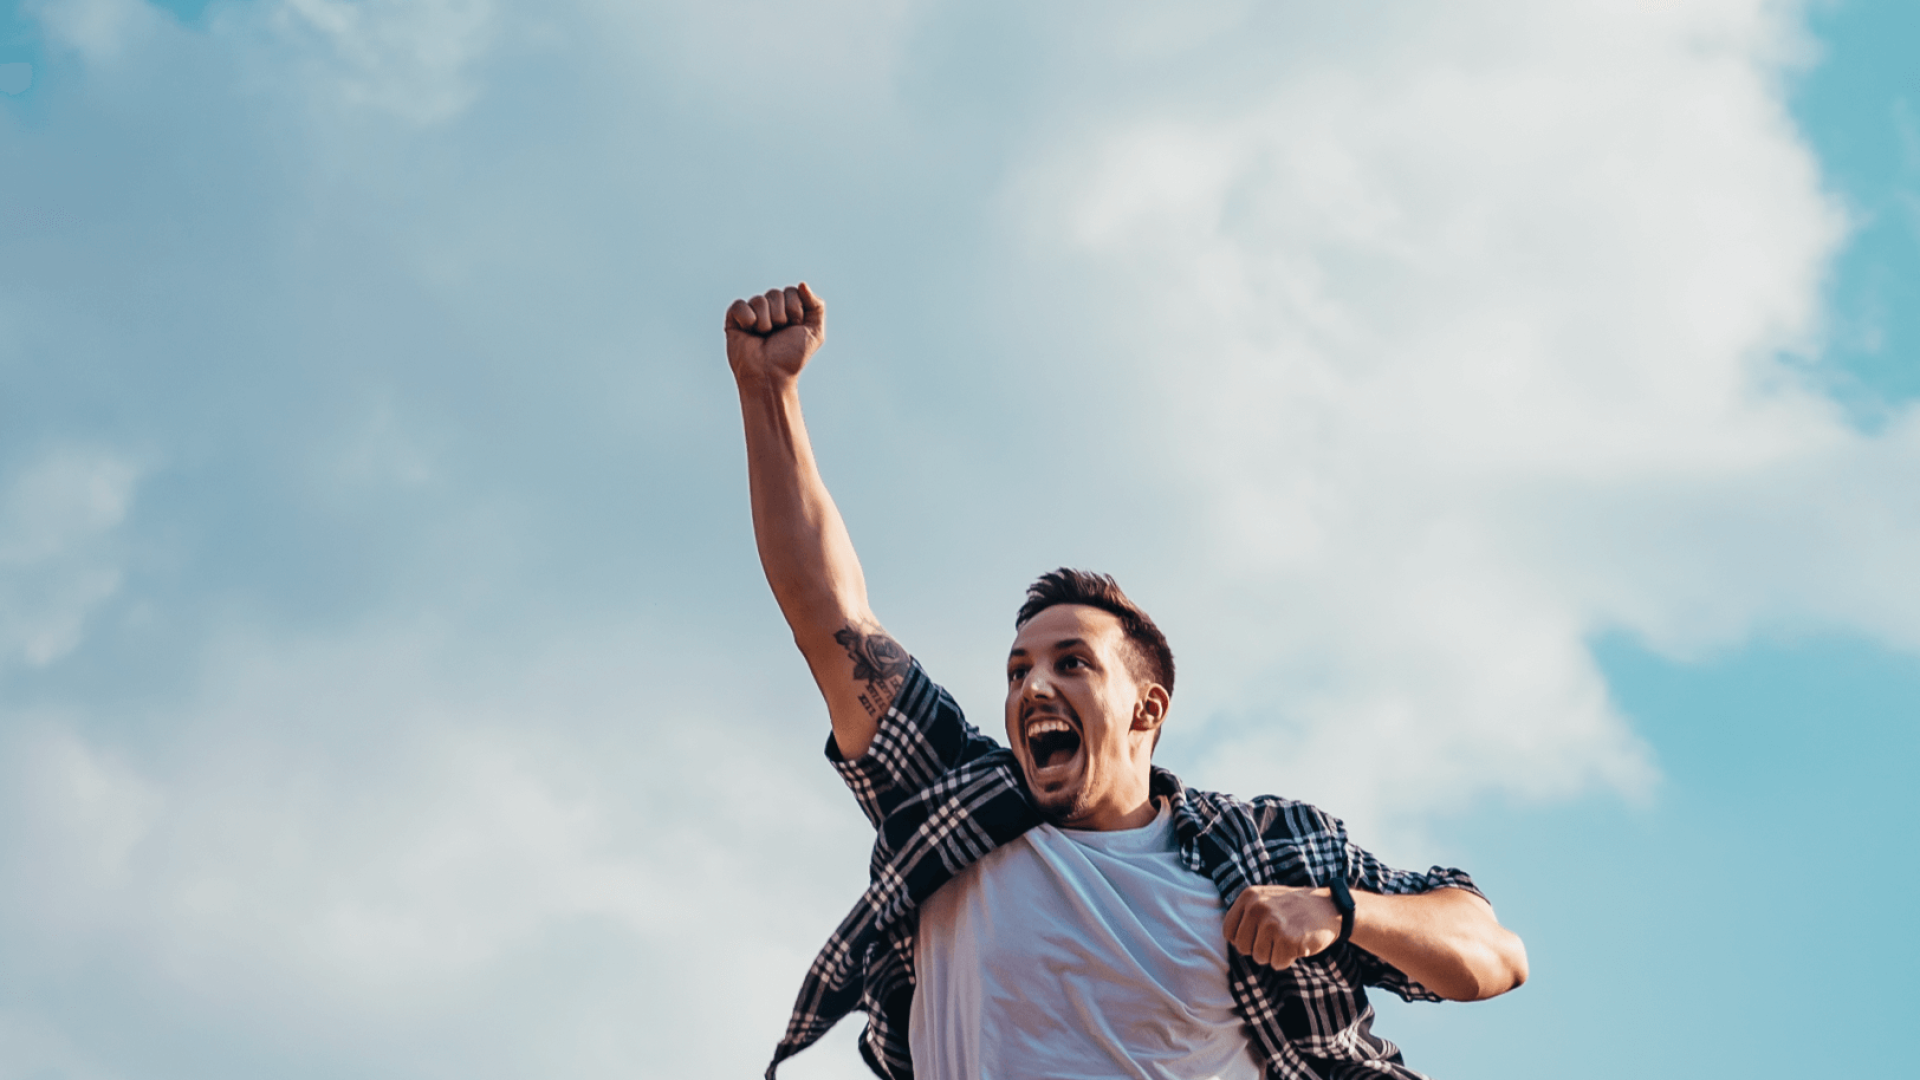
left=915, top=825, right=1239, bottom=1012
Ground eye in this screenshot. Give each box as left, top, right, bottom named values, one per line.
left=1058, top=655, right=1088, bottom=672
left=1007, top=664, right=1029, bottom=684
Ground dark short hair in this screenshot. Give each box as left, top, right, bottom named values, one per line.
left=1015, top=568, right=1175, bottom=697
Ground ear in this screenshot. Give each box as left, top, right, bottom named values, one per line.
left=1132, top=682, right=1170, bottom=736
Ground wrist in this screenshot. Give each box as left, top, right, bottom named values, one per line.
left=735, top=371, right=804, bottom=413
left=1327, top=877, right=1356, bottom=946
left=734, top=367, right=796, bottom=393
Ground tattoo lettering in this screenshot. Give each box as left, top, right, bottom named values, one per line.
left=834, top=626, right=912, bottom=718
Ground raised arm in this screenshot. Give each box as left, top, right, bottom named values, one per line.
left=726, top=282, right=909, bottom=759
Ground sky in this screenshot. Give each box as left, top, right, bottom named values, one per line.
left=1, top=0, right=1916, bottom=1078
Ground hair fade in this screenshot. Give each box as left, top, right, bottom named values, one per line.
left=1015, top=568, right=1174, bottom=697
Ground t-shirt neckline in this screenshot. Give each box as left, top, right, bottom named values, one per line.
left=1055, top=798, right=1175, bottom=854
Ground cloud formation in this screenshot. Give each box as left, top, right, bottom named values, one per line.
left=994, top=0, right=1909, bottom=828
left=0, top=448, right=138, bottom=667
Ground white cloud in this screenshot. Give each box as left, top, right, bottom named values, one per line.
left=0, top=448, right=138, bottom=667
left=992, top=0, right=1919, bottom=835
left=29, top=0, right=166, bottom=64
left=190, top=0, right=498, bottom=124
left=28, top=0, right=494, bottom=120
left=587, top=0, right=926, bottom=114
left=0, top=1010, right=124, bottom=1080
left=0, top=617, right=870, bottom=1077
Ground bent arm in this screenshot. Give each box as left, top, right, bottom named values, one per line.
left=1349, top=887, right=1528, bottom=1001
left=1226, top=881, right=1527, bottom=1001
left=729, top=284, right=906, bottom=758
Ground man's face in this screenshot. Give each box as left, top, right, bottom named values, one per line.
left=1005, top=604, right=1165, bottom=831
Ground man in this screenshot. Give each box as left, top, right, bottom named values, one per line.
left=727, top=282, right=1528, bottom=1080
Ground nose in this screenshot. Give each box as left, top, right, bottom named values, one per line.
left=1024, top=668, right=1055, bottom=702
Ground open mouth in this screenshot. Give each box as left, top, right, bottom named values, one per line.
left=1026, top=717, right=1082, bottom=771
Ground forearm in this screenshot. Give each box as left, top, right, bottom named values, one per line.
left=737, top=373, right=874, bottom=648
left=1348, top=887, right=1528, bottom=1001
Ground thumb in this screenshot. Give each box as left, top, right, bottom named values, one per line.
left=798, top=281, right=827, bottom=335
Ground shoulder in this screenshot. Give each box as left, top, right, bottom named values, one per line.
left=828, top=660, right=1005, bottom=825
left=1178, top=782, right=1345, bottom=841
left=1168, top=778, right=1351, bottom=889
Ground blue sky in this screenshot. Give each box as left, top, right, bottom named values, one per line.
left=1, top=2, right=1916, bottom=1078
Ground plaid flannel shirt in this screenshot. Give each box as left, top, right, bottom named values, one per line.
left=768, top=661, right=1483, bottom=1080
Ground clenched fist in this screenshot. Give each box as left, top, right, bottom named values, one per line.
left=726, top=282, right=826, bottom=387
left=1223, top=884, right=1344, bottom=969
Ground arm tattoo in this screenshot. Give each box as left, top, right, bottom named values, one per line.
left=833, top=626, right=912, bottom=718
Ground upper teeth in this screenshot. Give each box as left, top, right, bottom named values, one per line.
left=1028, top=718, right=1072, bottom=739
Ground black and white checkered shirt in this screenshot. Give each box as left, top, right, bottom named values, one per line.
left=767, top=661, right=1483, bottom=1080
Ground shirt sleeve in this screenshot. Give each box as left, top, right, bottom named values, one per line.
left=1342, top=834, right=1486, bottom=1003
left=823, top=659, right=1004, bottom=829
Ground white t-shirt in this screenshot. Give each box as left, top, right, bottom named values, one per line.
left=909, top=801, right=1264, bottom=1080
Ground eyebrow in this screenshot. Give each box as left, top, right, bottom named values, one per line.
left=1007, top=637, right=1090, bottom=661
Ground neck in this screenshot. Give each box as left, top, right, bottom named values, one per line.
left=1066, top=781, right=1158, bottom=831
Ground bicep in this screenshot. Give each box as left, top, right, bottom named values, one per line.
left=797, top=618, right=912, bottom=759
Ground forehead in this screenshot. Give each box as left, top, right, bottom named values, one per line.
left=1009, top=604, right=1126, bottom=656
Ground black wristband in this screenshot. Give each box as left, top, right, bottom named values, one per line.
left=1328, top=876, right=1356, bottom=946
